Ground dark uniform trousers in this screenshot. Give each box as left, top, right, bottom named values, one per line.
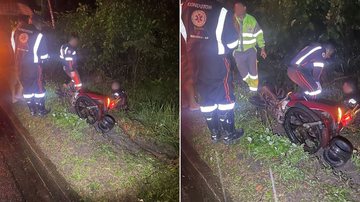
left=20, top=59, right=45, bottom=98
left=287, top=65, right=319, bottom=94
left=197, top=54, right=234, bottom=106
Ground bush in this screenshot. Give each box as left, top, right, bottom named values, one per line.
left=55, top=0, right=178, bottom=98
left=236, top=0, right=360, bottom=81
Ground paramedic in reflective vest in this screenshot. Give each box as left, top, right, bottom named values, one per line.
left=182, top=0, right=244, bottom=145
left=232, top=0, right=266, bottom=92
left=288, top=43, right=335, bottom=99
left=60, top=33, right=82, bottom=91
left=13, top=15, right=50, bottom=116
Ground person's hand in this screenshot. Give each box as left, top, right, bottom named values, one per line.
left=260, top=48, right=267, bottom=59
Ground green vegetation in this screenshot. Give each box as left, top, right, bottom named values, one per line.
left=17, top=1, right=179, bottom=200
left=13, top=82, right=179, bottom=201
left=55, top=0, right=178, bottom=88
left=186, top=87, right=360, bottom=201
left=228, top=0, right=360, bottom=86
left=49, top=0, right=179, bottom=161
left=185, top=1, right=360, bottom=198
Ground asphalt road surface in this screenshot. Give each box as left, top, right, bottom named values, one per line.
left=0, top=107, right=54, bottom=201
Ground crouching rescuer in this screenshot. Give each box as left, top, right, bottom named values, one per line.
left=287, top=43, right=335, bottom=99
left=13, top=15, right=50, bottom=116
left=181, top=0, right=244, bottom=145
left=60, top=33, right=82, bottom=91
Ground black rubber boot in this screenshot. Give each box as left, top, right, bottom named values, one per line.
left=219, top=109, right=244, bottom=145
left=25, top=98, right=36, bottom=116
left=35, top=97, right=50, bottom=116
left=203, top=110, right=221, bottom=143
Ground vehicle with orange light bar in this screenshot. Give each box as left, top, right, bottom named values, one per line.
left=250, top=85, right=360, bottom=168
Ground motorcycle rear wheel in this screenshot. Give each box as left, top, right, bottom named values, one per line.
left=284, top=107, right=323, bottom=154
left=75, top=96, right=101, bottom=125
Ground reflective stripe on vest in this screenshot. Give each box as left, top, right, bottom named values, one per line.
left=295, top=46, right=322, bottom=65
left=215, top=8, right=228, bottom=55
left=33, top=33, right=43, bottom=63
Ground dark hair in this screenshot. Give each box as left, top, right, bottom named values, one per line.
left=18, top=15, right=30, bottom=23
left=31, top=14, right=42, bottom=23
left=322, top=42, right=335, bottom=53
left=69, top=32, right=79, bottom=41
left=233, top=0, right=247, bottom=7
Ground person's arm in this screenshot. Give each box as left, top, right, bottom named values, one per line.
left=33, top=33, right=48, bottom=63
left=254, top=20, right=266, bottom=59
left=223, top=10, right=239, bottom=51
left=180, top=3, right=187, bottom=43
left=38, top=34, right=49, bottom=62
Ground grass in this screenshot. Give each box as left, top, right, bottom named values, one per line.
left=185, top=85, right=360, bottom=201
left=12, top=79, right=179, bottom=201
left=85, top=77, right=179, bottom=155
left=124, top=79, right=179, bottom=152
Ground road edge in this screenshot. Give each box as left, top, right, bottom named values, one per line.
left=0, top=102, right=80, bottom=201
left=181, top=127, right=232, bottom=202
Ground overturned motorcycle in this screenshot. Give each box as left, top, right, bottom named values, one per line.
left=57, top=83, right=128, bottom=133
left=250, top=85, right=360, bottom=169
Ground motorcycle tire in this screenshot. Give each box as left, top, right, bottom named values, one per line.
left=283, top=107, right=323, bottom=154
left=75, top=95, right=101, bottom=125
left=323, top=136, right=353, bottom=168
left=97, top=115, right=116, bottom=133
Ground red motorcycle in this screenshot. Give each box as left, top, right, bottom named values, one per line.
left=57, top=84, right=127, bottom=133
left=252, top=85, right=360, bottom=167
left=73, top=88, right=128, bottom=133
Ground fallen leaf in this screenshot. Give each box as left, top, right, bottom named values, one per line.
left=256, top=184, right=263, bottom=192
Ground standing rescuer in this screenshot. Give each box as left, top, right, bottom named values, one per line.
left=182, top=0, right=244, bottom=145
left=232, top=0, right=266, bottom=92
left=60, top=33, right=82, bottom=91
left=13, top=15, right=50, bottom=116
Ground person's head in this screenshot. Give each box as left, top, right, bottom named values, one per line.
left=322, top=43, right=335, bottom=59
left=18, top=15, right=30, bottom=25
left=28, top=14, right=44, bottom=30
left=111, top=81, right=120, bottom=91
left=68, top=33, right=79, bottom=47
left=234, top=0, right=247, bottom=17
left=343, top=78, right=358, bottom=95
